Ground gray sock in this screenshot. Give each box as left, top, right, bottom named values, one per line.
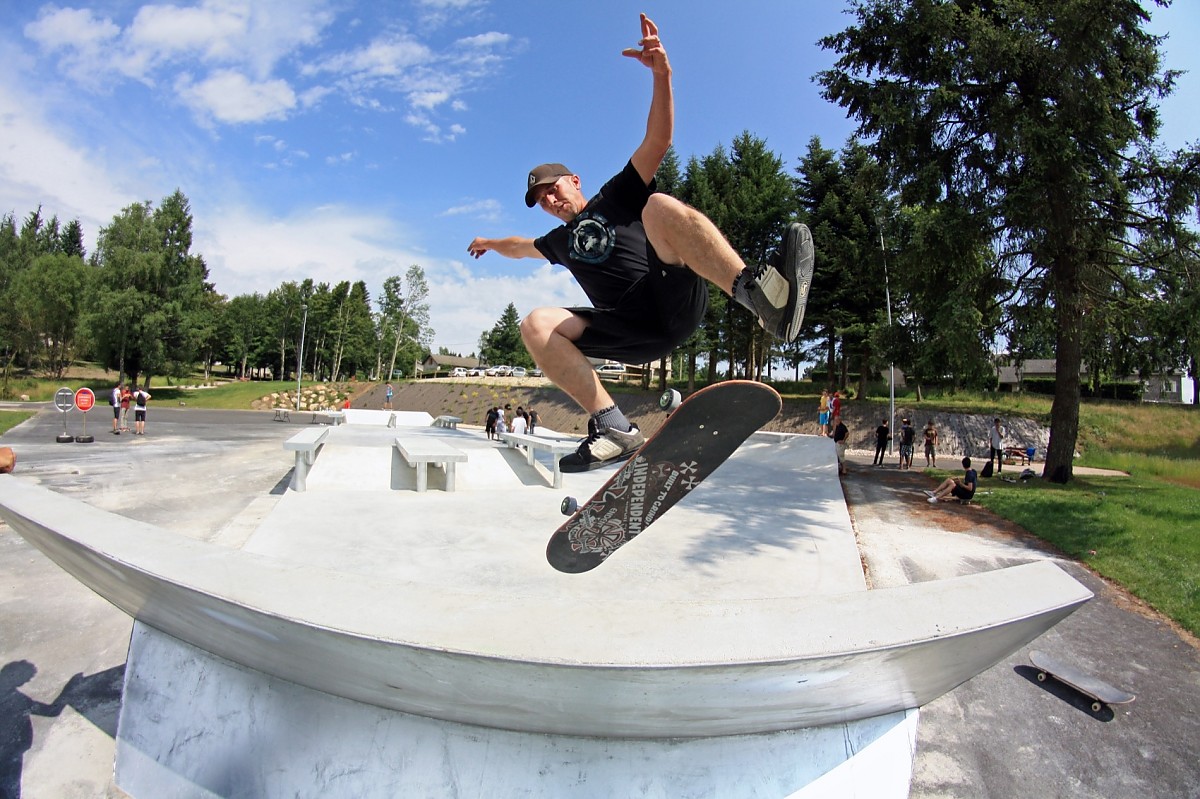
left=592, top=405, right=631, bottom=433
left=731, top=264, right=759, bottom=311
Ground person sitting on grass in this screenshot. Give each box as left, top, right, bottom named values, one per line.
left=925, top=457, right=977, bottom=504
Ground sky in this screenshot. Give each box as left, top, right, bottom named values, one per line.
left=1, top=0, right=1198, bottom=358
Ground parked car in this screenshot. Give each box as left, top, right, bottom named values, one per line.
left=485, top=365, right=512, bottom=377
left=529, top=368, right=544, bottom=378
left=595, top=362, right=626, bottom=375
left=511, top=367, right=527, bottom=378
left=467, top=367, right=485, bottom=377
left=450, top=367, right=467, bottom=377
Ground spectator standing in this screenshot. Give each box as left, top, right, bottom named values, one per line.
left=110, top=383, right=123, bottom=435
left=817, top=389, right=831, bottom=436
left=484, top=407, right=499, bottom=440
left=132, top=387, right=151, bottom=435
left=511, top=409, right=529, bottom=436
left=119, top=385, right=133, bottom=432
left=832, top=414, right=849, bottom=476
left=528, top=408, right=540, bottom=434
left=898, top=418, right=915, bottom=470
left=989, top=417, right=1006, bottom=474
left=384, top=381, right=394, bottom=410
left=924, top=420, right=939, bottom=468
left=872, top=419, right=889, bottom=466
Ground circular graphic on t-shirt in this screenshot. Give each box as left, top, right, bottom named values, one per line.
left=569, top=211, right=615, bottom=264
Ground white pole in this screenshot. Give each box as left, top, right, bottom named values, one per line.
left=296, top=303, right=308, bottom=412
left=878, top=219, right=895, bottom=455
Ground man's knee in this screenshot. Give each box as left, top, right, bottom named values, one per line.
left=520, top=308, right=584, bottom=348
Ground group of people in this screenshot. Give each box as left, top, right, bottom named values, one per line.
left=109, top=382, right=152, bottom=436
left=874, top=417, right=939, bottom=470
left=484, top=405, right=538, bottom=440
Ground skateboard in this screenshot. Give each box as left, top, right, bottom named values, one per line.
left=1029, top=650, right=1135, bottom=712
left=546, top=380, right=781, bottom=573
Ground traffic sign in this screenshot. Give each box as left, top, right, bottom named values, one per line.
left=74, top=387, right=96, bottom=413
left=54, top=387, right=75, bottom=413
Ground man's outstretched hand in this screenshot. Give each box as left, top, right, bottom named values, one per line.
left=622, top=13, right=669, bottom=75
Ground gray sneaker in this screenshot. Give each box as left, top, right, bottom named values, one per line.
left=559, top=424, right=645, bottom=473
left=743, top=222, right=814, bottom=342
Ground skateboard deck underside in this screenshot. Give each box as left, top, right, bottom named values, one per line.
left=546, top=381, right=781, bottom=573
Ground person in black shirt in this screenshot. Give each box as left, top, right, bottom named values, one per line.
left=926, top=458, right=978, bottom=503
left=467, top=14, right=814, bottom=472
left=872, top=419, right=889, bottom=466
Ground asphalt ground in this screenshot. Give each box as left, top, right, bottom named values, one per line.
left=1, top=406, right=1198, bottom=798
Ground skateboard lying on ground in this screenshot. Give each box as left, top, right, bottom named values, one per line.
left=546, top=381, right=782, bottom=573
left=1029, top=649, right=1135, bottom=712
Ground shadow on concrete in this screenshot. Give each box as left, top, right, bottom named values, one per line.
left=1, top=660, right=124, bottom=798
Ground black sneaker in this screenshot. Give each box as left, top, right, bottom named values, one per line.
left=744, top=222, right=814, bottom=342
left=559, top=424, right=645, bottom=473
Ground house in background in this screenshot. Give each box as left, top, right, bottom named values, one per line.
left=415, top=354, right=479, bottom=378
left=995, top=358, right=1195, bottom=404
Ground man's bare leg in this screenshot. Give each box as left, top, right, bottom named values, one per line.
left=642, top=193, right=812, bottom=342
left=520, top=307, right=613, bottom=415
left=641, top=193, right=741, bottom=291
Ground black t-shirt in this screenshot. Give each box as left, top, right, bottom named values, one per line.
left=875, top=424, right=888, bottom=442
left=534, top=161, right=654, bottom=310
left=900, top=425, right=915, bottom=445
left=833, top=422, right=848, bottom=442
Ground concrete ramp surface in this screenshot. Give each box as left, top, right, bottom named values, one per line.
left=0, top=427, right=1092, bottom=738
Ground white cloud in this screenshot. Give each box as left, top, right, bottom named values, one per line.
left=176, top=70, right=297, bottom=125
left=194, top=203, right=586, bottom=354
left=441, top=199, right=502, bottom=221
left=0, top=82, right=143, bottom=247
left=22, top=1, right=511, bottom=141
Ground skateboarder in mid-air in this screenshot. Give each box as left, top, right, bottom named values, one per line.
left=468, top=13, right=814, bottom=473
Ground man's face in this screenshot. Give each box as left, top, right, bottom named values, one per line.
left=533, top=175, right=586, bottom=222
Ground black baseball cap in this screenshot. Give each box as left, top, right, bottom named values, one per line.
left=525, top=163, right=572, bottom=207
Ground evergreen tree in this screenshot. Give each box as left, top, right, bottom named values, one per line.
left=819, top=0, right=1200, bottom=480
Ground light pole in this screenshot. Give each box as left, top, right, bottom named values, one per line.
left=877, top=217, right=895, bottom=454
left=295, top=302, right=308, bottom=412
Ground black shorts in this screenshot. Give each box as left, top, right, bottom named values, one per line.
left=134, top=409, right=146, bottom=422
left=571, top=254, right=708, bottom=363
left=951, top=485, right=974, bottom=500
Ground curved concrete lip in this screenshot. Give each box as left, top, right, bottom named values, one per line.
left=0, top=441, right=1092, bottom=739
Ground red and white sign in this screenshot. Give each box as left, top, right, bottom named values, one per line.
left=74, top=387, right=95, bottom=413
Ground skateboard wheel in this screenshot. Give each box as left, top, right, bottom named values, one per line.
left=1091, top=701, right=1102, bottom=712
left=560, top=496, right=578, bottom=516
left=658, top=389, right=682, bottom=411
left=1037, top=671, right=1047, bottom=682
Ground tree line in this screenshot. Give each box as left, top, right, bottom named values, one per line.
left=0, top=191, right=433, bottom=392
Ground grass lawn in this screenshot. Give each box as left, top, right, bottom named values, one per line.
left=0, top=410, right=35, bottom=436
left=953, top=468, right=1200, bottom=638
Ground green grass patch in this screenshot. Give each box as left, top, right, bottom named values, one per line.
left=0, top=410, right=35, bottom=435
left=964, top=471, right=1200, bottom=637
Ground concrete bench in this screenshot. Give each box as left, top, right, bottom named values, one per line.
left=283, top=427, right=329, bottom=491
left=501, top=433, right=579, bottom=489
left=433, top=415, right=462, bottom=429
left=394, top=436, right=468, bottom=492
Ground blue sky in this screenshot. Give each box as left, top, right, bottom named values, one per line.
left=1, top=0, right=1197, bottom=356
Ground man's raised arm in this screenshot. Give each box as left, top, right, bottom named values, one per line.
left=623, top=13, right=673, bottom=185
left=467, top=236, right=541, bottom=260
